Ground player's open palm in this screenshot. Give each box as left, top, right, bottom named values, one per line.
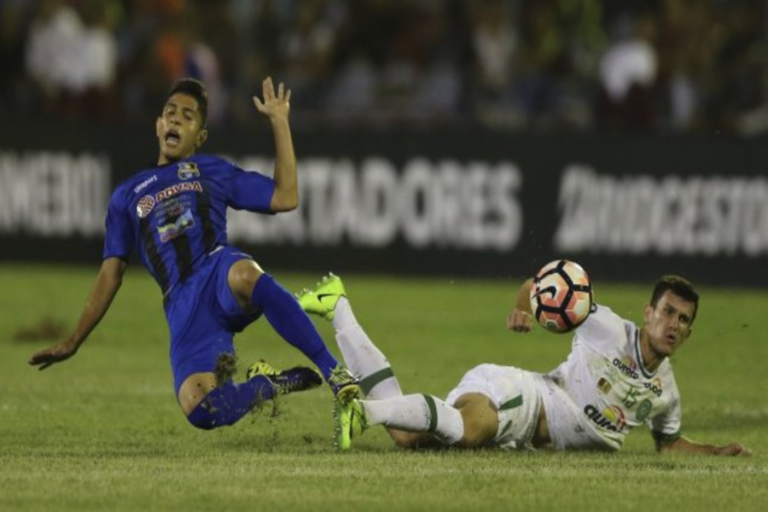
left=28, top=338, right=78, bottom=370
left=253, top=77, right=291, bottom=121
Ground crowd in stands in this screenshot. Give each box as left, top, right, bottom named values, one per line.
left=0, top=0, right=765, bottom=134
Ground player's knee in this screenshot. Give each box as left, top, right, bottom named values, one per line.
left=456, top=396, right=498, bottom=448
left=228, top=259, right=263, bottom=288
left=227, top=259, right=264, bottom=305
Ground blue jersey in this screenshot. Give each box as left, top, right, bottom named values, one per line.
left=103, top=154, right=275, bottom=297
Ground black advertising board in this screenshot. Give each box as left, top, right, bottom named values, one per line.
left=1, top=122, right=766, bottom=286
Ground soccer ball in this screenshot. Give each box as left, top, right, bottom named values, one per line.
left=529, top=260, right=593, bottom=333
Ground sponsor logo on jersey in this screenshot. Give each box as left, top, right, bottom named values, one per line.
left=155, top=181, right=203, bottom=202
left=133, top=175, right=157, bottom=194
left=636, top=399, right=653, bottom=422
left=643, top=378, right=663, bottom=397
left=177, top=162, right=200, bottom=180
left=597, top=377, right=612, bottom=395
left=612, top=358, right=639, bottom=380
left=158, top=209, right=195, bottom=242
left=584, top=404, right=626, bottom=432
left=136, top=195, right=156, bottom=218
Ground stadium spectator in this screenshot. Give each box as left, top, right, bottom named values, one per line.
left=467, top=0, right=521, bottom=126
left=71, top=0, right=119, bottom=117
left=655, top=0, right=708, bottom=132
left=597, top=13, right=659, bottom=130
left=300, top=274, right=751, bottom=456
left=150, top=9, right=226, bottom=124
left=277, top=0, right=338, bottom=111
left=24, top=0, right=83, bottom=106
left=24, top=0, right=118, bottom=118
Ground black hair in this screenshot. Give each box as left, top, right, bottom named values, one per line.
left=165, top=78, right=208, bottom=126
left=650, top=275, right=699, bottom=324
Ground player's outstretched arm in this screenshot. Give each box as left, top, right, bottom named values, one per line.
left=253, top=76, right=297, bottom=213
left=507, top=278, right=534, bottom=332
left=28, top=257, right=127, bottom=370
left=657, top=435, right=752, bottom=457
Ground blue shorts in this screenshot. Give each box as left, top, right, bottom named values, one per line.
left=163, top=246, right=262, bottom=394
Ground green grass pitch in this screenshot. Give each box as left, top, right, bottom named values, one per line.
left=1, top=264, right=766, bottom=512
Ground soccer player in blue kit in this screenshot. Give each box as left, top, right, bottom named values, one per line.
left=28, top=77, right=360, bottom=429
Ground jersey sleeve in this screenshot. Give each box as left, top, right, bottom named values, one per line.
left=102, top=187, right=135, bottom=261
left=649, top=375, right=682, bottom=440
left=222, top=159, right=276, bottom=213
left=573, top=304, right=625, bottom=353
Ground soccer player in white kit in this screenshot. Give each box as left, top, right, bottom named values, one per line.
left=299, top=274, right=750, bottom=456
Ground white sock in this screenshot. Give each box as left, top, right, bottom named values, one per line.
left=362, top=394, right=464, bottom=445
left=332, top=296, right=357, bottom=332
left=334, top=297, right=402, bottom=400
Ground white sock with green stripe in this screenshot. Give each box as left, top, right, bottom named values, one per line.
left=333, top=297, right=403, bottom=400
left=361, top=394, right=464, bottom=445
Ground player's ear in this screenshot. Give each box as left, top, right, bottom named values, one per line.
left=155, top=117, right=163, bottom=139
left=643, top=304, right=653, bottom=324
left=196, top=128, right=208, bottom=149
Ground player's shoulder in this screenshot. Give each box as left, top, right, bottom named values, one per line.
left=109, top=163, right=166, bottom=207
left=585, top=304, right=624, bottom=328
left=118, top=165, right=162, bottom=191
left=575, top=304, right=627, bottom=347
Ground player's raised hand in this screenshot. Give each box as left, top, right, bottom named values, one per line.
left=28, top=338, right=79, bottom=370
left=253, top=77, right=291, bottom=121
left=507, top=308, right=533, bottom=333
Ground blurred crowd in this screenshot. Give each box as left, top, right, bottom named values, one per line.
left=0, top=0, right=766, bottom=134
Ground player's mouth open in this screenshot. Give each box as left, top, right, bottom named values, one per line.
left=165, top=130, right=181, bottom=147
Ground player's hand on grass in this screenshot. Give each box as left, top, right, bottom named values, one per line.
left=28, top=337, right=79, bottom=370
left=716, top=443, right=752, bottom=457
left=507, top=308, right=533, bottom=333
left=253, top=77, right=291, bottom=122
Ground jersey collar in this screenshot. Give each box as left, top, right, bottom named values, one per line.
left=633, top=327, right=657, bottom=379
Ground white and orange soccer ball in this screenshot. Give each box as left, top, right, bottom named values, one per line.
left=529, top=260, right=593, bottom=333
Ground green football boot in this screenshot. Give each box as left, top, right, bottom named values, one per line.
left=296, top=273, right=347, bottom=321
left=246, top=360, right=323, bottom=395
left=328, top=364, right=361, bottom=404
left=334, top=399, right=367, bottom=450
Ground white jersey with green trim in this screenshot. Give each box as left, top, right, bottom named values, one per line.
left=544, top=305, right=682, bottom=450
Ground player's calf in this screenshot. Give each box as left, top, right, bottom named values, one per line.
left=388, top=429, right=435, bottom=449
left=336, top=394, right=465, bottom=450
left=183, top=359, right=323, bottom=430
